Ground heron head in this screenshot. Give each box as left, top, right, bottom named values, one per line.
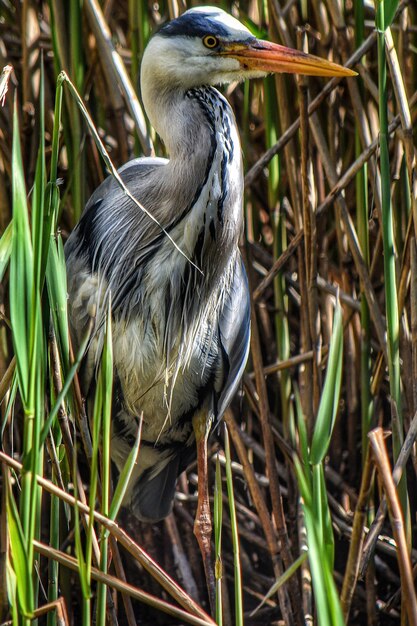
left=141, top=6, right=356, bottom=91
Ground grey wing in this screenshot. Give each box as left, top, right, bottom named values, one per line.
left=215, top=254, right=251, bottom=421
left=64, top=156, right=168, bottom=394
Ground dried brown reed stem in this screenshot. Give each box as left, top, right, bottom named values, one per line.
left=0, top=450, right=214, bottom=624
left=368, top=428, right=417, bottom=626
left=340, top=445, right=375, bottom=622
left=83, top=0, right=152, bottom=155
left=398, top=215, right=413, bottom=315
left=245, top=255, right=296, bottom=625
left=0, top=598, right=71, bottom=626
left=33, top=598, right=70, bottom=626
left=108, top=535, right=137, bottom=626
left=317, top=90, right=417, bottom=216
left=361, top=411, right=417, bottom=575
left=385, top=28, right=415, bottom=196
left=0, top=65, right=12, bottom=105
left=246, top=350, right=314, bottom=379
left=298, top=28, right=321, bottom=416
left=48, top=331, right=101, bottom=564
left=164, top=513, right=201, bottom=602
left=33, top=540, right=214, bottom=626
left=412, top=240, right=417, bottom=413
left=253, top=229, right=304, bottom=301
left=309, top=110, right=388, bottom=359
left=0, top=355, right=15, bottom=405
left=268, top=6, right=313, bottom=431
left=223, top=411, right=281, bottom=570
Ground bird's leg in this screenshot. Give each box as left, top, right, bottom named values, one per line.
left=192, top=410, right=216, bottom=614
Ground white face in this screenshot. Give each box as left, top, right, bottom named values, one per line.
left=141, top=6, right=266, bottom=91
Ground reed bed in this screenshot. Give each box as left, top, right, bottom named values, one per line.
left=1, top=0, right=417, bottom=624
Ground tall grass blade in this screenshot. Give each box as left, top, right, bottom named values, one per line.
left=46, top=236, right=70, bottom=371
left=354, top=0, right=372, bottom=461
left=310, top=299, right=343, bottom=464
left=0, top=221, right=12, bottom=282
left=31, top=60, right=47, bottom=292
left=109, top=416, right=142, bottom=521
left=376, top=4, right=409, bottom=535
left=6, top=557, right=19, bottom=626
left=6, top=476, right=34, bottom=617
left=376, top=3, right=402, bottom=446
left=39, top=326, right=91, bottom=444
left=294, top=457, right=344, bottom=626
left=96, top=307, right=113, bottom=626
left=10, top=98, right=32, bottom=407
left=381, top=0, right=400, bottom=29
left=224, top=424, right=242, bottom=626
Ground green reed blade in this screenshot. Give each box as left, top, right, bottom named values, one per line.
left=310, top=299, right=343, bottom=465
left=6, top=477, right=34, bottom=618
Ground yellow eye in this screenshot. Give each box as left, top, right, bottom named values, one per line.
left=202, top=35, right=219, bottom=49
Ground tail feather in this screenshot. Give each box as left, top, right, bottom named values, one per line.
left=130, top=455, right=181, bottom=522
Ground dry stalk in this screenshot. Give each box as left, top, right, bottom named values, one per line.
left=223, top=411, right=281, bottom=569
left=340, top=445, right=375, bottom=621
left=0, top=356, right=15, bottom=405
left=398, top=213, right=413, bottom=315
left=253, top=229, right=304, bottom=301
left=0, top=598, right=73, bottom=626
left=83, top=0, right=153, bottom=155
left=298, top=28, right=321, bottom=416
left=267, top=9, right=313, bottom=433
left=308, top=111, right=388, bottom=359
left=33, top=540, right=215, bottom=626
left=316, top=90, right=417, bottom=216
left=33, top=598, right=69, bottom=626
left=368, top=428, right=417, bottom=626
left=164, top=513, right=201, bottom=602
left=0, top=450, right=213, bottom=624
left=246, top=349, right=314, bottom=379
left=361, top=411, right=417, bottom=576
left=109, top=535, right=137, bottom=626
left=385, top=28, right=415, bottom=194
left=245, top=251, right=296, bottom=625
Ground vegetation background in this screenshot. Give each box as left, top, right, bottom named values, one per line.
left=0, top=0, right=416, bottom=624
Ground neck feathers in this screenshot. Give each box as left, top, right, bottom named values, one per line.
left=177, top=86, right=243, bottom=265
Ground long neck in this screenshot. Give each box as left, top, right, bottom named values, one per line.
left=141, top=77, right=244, bottom=268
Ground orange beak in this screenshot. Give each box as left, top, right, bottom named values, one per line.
left=222, top=39, right=356, bottom=77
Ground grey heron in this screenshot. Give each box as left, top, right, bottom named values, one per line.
left=65, top=4, right=354, bottom=600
